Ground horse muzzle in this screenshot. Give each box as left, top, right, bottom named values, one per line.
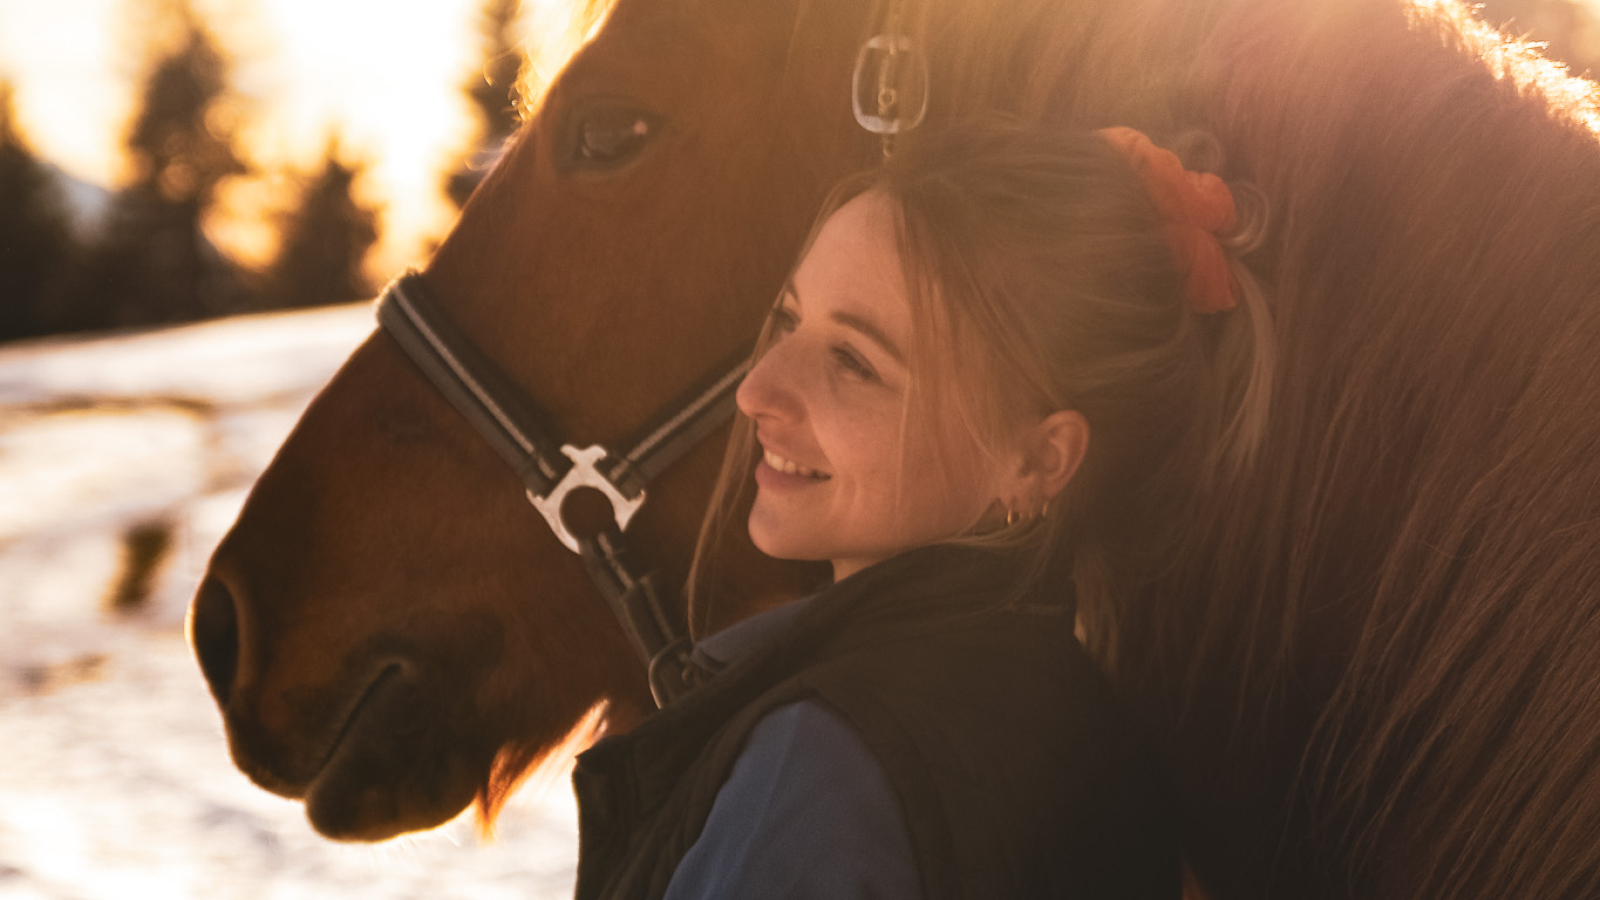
left=191, top=574, right=493, bottom=840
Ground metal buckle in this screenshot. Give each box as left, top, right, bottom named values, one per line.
left=851, top=33, right=929, bottom=136
left=526, top=444, right=646, bottom=555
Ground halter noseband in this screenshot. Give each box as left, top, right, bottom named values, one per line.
left=377, top=272, right=749, bottom=706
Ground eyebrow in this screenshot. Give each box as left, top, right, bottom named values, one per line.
left=781, top=279, right=907, bottom=365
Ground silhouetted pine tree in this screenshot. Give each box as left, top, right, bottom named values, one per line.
left=0, top=82, right=82, bottom=342
left=264, top=143, right=379, bottom=308
left=80, top=0, right=250, bottom=331
left=445, top=0, right=526, bottom=208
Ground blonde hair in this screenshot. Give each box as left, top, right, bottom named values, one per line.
left=690, top=116, right=1271, bottom=635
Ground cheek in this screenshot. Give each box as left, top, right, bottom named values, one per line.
left=901, top=434, right=995, bottom=521
left=823, top=405, right=903, bottom=489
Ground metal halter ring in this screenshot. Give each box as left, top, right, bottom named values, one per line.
left=526, top=444, right=646, bottom=554
left=851, top=33, right=929, bottom=137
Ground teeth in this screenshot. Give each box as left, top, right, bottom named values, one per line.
left=764, top=449, right=824, bottom=478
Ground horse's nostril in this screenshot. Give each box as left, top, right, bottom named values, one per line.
left=192, top=577, right=241, bottom=705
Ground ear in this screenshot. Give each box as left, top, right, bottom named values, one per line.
left=1009, top=409, right=1089, bottom=503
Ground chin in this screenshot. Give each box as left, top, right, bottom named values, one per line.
left=746, top=520, right=823, bottom=568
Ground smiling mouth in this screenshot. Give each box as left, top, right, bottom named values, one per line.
left=763, top=449, right=830, bottom=479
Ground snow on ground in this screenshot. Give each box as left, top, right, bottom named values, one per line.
left=0, top=307, right=580, bottom=899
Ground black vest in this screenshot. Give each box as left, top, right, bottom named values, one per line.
left=572, top=546, right=1179, bottom=899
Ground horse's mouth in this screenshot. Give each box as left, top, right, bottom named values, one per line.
left=226, top=660, right=404, bottom=802
left=311, top=661, right=406, bottom=780
left=220, top=632, right=495, bottom=841
left=224, top=657, right=479, bottom=840
left=299, top=661, right=483, bottom=841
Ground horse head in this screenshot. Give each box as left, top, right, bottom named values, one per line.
left=192, top=0, right=874, bottom=841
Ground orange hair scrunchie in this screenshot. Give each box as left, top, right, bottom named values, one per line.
left=1096, top=127, right=1240, bottom=314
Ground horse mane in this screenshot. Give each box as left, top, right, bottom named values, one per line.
left=1071, top=2, right=1600, bottom=897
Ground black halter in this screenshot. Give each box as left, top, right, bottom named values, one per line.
left=376, top=272, right=750, bottom=706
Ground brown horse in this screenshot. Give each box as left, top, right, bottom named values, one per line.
left=191, top=0, right=1600, bottom=897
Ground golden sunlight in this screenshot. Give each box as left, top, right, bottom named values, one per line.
left=0, top=0, right=591, bottom=280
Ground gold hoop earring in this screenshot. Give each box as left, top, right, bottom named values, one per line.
left=1005, top=506, right=1017, bottom=527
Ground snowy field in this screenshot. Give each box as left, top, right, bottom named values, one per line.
left=0, top=306, right=580, bottom=899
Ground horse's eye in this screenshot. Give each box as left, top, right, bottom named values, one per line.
left=573, top=108, right=656, bottom=167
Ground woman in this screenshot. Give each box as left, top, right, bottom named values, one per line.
left=571, top=119, right=1271, bottom=900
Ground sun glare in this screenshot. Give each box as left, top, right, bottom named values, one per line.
left=0, top=0, right=594, bottom=281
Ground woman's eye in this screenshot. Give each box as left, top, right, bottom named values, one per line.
left=832, top=346, right=879, bottom=382
left=571, top=107, right=656, bottom=167
left=768, top=305, right=798, bottom=335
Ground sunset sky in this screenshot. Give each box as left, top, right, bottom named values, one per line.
left=0, top=0, right=586, bottom=279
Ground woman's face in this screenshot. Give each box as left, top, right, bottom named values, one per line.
left=736, top=190, right=1009, bottom=581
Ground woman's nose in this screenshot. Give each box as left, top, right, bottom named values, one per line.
left=736, top=339, right=799, bottom=423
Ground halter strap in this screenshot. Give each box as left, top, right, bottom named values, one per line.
left=379, top=273, right=568, bottom=493
left=377, top=272, right=749, bottom=705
